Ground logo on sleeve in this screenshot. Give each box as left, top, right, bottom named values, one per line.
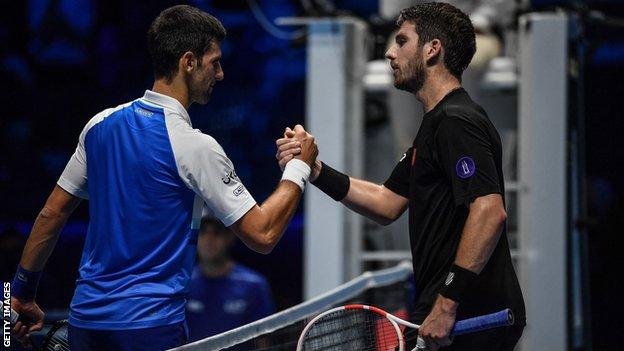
left=455, top=156, right=475, bottom=179
left=233, top=184, right=245, bottom=197
left=221, top=170, right=238, bottom=185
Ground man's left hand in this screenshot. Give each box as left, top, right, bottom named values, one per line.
left=418, top=295, right=458, bottom=350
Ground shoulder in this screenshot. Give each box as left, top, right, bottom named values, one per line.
left=81, top=101, right=134, bottom=138
left=166, top=121, right=226, bottom=159
left=436, top=97, right=490, bottom=133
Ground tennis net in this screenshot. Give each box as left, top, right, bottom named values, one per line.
left=171, top=261, right=414, bottom=351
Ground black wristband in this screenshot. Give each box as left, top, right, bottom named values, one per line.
left=438, top=264, right=478, bottom=304
left=311, top=162, right=350, bottom=201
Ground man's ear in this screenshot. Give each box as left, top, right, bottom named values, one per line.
left=424, top=39, right=443, bottom=65
left=179, top=51, right=197, bottom=73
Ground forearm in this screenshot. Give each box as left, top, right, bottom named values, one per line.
left=19, top=208, right=69, bottom=271
left=257, top=180, right=302, bottom=246
left=454, top=203, right=506, bottom=273
left=20, top=186, right=81, bottom=271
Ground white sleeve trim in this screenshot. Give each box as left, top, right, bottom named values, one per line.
left=57, top=177, right=89, bottom=199
left=221, top=197, right=256, bottom=227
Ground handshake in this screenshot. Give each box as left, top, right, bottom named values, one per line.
left=275, top=124, right=322, bottom=182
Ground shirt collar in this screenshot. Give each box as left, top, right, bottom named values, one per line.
left=141, top=90, right=192, bottom=125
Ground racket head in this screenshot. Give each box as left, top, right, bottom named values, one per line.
left=296, top=304, right=404, bottom=351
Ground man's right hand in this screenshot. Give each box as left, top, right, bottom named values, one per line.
left=275, top=125, right=321, bottom=180
left=11, top=297, right=44, bottom=348
left=290, top=125, right=318, bottom=167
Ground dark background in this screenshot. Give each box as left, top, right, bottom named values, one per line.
left=1, top=0, right=623, bottom=349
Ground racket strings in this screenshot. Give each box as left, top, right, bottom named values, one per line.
left=301, top=309, right=401, bottom=351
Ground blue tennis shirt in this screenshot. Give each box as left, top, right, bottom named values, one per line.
left=57, top=91, right=256, bottom=329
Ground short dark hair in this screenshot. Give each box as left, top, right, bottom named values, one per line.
left=200, top=216, right=228, bottom=235
left=147, top=5, right=226, bottom=81
left=397, top=2, right=476, bottom=79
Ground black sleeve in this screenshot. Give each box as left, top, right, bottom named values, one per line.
left=383, top=147, right=413, bottom=198
left=434, top=116, right=501, bottom=207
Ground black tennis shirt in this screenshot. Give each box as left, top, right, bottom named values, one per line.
left=384, top=88, right=526, bottom=324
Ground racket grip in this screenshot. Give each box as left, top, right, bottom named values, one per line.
left=451, top=309, right=514, bottom=336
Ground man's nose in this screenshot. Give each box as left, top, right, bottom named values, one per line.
left=385, top=47, right=395, bottom=60
left=215, top=64, right=224, bottom=81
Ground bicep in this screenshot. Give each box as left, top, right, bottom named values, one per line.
left=229, top=205, right=264, bottom=237
left=45, top=185, right=83, bottom=215
left=380, top=185, right=409, bottom=219
left=228, top=205, right=270, bottom=252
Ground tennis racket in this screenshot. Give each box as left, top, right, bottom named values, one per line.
left=1, top=301, right=70, bottom=351
left=296, top=304, right=514, bottom=351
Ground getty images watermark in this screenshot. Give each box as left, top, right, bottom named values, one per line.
left=3, top=282, right=10, bottom=348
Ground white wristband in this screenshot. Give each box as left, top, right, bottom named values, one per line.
left=281, top=159, right=311, bottom=191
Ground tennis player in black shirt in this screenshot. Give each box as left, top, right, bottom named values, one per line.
left=276, top=3, right=525, bottom=350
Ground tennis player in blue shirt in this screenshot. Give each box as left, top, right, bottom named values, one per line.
left=10, top=5, right=316, bottom=350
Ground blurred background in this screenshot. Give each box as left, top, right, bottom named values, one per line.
left=1, top=0, right=623, bottom=350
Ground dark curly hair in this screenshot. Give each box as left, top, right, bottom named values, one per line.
left=147, top=5, right=226, bottom=81
left=397, top=2, right=476, bottom=80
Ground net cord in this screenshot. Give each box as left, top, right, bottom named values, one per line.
left=168, top=260, right=413, bottom=351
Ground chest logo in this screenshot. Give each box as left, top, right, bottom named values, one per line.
left=455, top=156, right=476, bottom=179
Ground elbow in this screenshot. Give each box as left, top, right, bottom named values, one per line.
left=254, top=230, right=279, bottom=255
left=376, top=215, right=395, bottom=226
left=377, top=208, right=403, bottom=226
left=488, top=207, right=507, bottom=231
left=255, top=243, right=275, bottom=255
left=497, top=209, right=507, bottom=231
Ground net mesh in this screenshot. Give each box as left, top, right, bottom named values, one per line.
left=171, top=261, right=413, bottom=351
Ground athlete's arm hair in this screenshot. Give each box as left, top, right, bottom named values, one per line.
left=339, top=176, right=409, bottom=226
left=19, top=185, right=82, bottom=271
left=229, top=181, right=302, bottom=254
left=453, top=193, right=507, bottom=274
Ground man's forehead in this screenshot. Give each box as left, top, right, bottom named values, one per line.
left=397, top=21, right=418, bottom=38
left=205, top=41, right=222, bottom=56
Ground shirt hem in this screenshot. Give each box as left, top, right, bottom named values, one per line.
left=57, top=178, right=89, bottom=200
left=455, top=186, right=502, bottom=207
left=383, top=180, right=409, bottom=198
left=68, top=311, right=185, bottom=330
left=221, top=197, right=256, bottom=227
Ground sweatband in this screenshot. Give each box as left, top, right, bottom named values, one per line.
left=11, top=265, right=43, bottom=301
left=310, top=162, right=350, bottom=201
left=439, top=264, right=479, bottom=304
left=281, top=159, right=311, bottom=191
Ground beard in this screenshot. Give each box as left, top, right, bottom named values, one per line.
left=394, top=57, right=426, bottom=94
left=190, top=83, right=212, bottom=105
left=187, top=70, right=213, bottom=105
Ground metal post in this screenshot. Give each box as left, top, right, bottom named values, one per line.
left=302, top=18, right=367, bottom=299
left=518, top=12, right=568, bottom=350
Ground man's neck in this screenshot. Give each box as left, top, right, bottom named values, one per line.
left=200, top=259, right=234, bottom=278
left=415, top=71, right=461, bottom=113
left=152, top=78, right=191, bottom=110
